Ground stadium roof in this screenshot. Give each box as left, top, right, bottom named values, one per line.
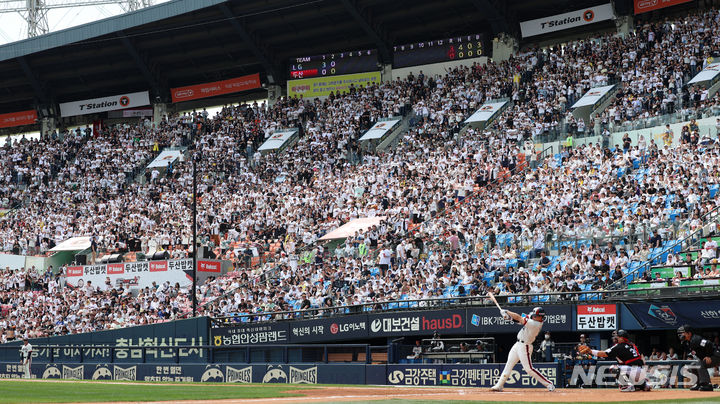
left=0, top=0, right=616, bottom=116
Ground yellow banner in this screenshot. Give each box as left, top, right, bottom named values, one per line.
left=287, top=71, right=381, bottom=98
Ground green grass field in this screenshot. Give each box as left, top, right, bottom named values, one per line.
left=322, top=399, right=720, bottom=404
left=3, top=380, right=720, bottom=404
left=0, top=380, right=310, bottom=403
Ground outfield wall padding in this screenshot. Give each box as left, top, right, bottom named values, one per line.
left=0, top=362, right=560, bottom=387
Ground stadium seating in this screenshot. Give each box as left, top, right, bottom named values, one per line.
left=2, top=8, right=720, bottom=340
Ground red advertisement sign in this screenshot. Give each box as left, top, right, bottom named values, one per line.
left=198, top=260, right=221, bottom=273
left=107, top=263, right=124, bottom=275
left=171, top=73, right=261, bottom=103
left=577, top=304, right=616, bottom=315
left=149, top=261, right=168, bottom=272
left=66, top=266, right=83, bottom=277
left=634, top=0, right=691, bottom=14
left=0, top=109, right=37, bottom=129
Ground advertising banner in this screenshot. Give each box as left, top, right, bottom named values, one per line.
left=367, top=309, right=465, bottom=337
left=624, top=301, right=720, bottom=329
left=0, top=109, right=37, bottom=128
left=634, top=0, right=692, bottom=14
left=0, top=317, right=209, bottom=363
left=571, top=85, right=616, bottom=108
left=287, top=71, right=381, bottom=99
left=651, top=265, right=690, bottom=279
left=464, top=101, right=508, bottom=124
left=0, top=363, right=364, bottom=384
left=467, top=305, right=572, bottom=333
left=108, top=108, right=153, bottom=118
left=520, top=3, right=614, bottom=38
left=358, top=119, right=401, bottom=141
left=386, top=363, right=559, bottom=387
left=123, top=108, right=153, bottom=118
left=679, top=278, right=720, bottom=286
left=197, top=260, right=221, bottom=273
left=59, top=91, right=150, bottom=117
left=627, top=281, right=667, bottom=289
left=63, top=259, right=193, bottom=290
left=289, top=315, right=368, bottom=343
left=258, top=129, right=299, bottom=152
left=688, top=63, right=720, bottom=84
left=577, top=304, right=617, bottom=330
left=170, top=73, right=261, bottom=103
left=212, top=322, right=290, bottom=346
left=147, top=149, right=183, bottom=168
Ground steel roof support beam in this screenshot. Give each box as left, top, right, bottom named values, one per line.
left=116, top=31, right=164, bottom=101
left=218, top=3, right=279, bottom=84
left=469, top=0, right=509, bottom=35
left=18, top=56, right=49, bottom=104
left=340, top=0, right=391, bottom=64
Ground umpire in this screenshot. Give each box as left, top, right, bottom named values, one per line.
left=677, top=324, right=720, bottom=391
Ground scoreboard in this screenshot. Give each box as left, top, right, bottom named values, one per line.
left=288, top=49, right=379, bottom=80
left=393, top=34, right=488, bottom=68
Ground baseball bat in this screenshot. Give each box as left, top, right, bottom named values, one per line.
left=487, top=292, right=503, bottom=312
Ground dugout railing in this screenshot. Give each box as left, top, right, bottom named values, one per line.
left=211, top=284, right=720, bottom=326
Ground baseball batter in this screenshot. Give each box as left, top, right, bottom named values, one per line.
left=578, top=329, right=651, bottom=392
left=490, top=307, right=555, bottom=392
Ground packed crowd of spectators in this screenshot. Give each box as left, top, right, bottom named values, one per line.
left=0, top=265, right=191, bottom=341
left=2, top=9, right=720, bottom=337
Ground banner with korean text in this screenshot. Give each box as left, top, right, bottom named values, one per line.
left=171, top=73, right=261, bottom=103
left=64, top=259, right=194, bottom=290
left=634, top=0, right=692, bottom=14
left=286, top=71, right=381, bottom=99
left=0, top=109, right=37, bottom=128
left=577, top=304, right=617, bottom=330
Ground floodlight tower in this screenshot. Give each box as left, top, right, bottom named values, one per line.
left=0, top=0, right=153, bottom=39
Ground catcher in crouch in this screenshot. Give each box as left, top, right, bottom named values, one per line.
left=490, top=307, right=555, bottom=392
left=578, top=329, right=651, bottom=392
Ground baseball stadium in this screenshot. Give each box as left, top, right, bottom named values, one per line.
left=2, top=0, right=720, bottom=402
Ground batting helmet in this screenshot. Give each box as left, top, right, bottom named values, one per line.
left=530, top=307, right=546, bottom=319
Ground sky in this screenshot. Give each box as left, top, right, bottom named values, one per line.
left=0, top=1, right=169, bottom=45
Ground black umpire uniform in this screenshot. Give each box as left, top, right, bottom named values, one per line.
left=677, top=324, right=720, bottom=391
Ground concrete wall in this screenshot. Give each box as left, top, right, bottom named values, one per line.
left=0, top=253, right=26, bottom=270
left=608, top=115, right=720, bottom=149
left=390, top=57, right=488, bottom=81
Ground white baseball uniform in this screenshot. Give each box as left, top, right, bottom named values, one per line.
left=492, top=314, right=553, bottom=389
left=20, top=342, right=32, bottom=379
